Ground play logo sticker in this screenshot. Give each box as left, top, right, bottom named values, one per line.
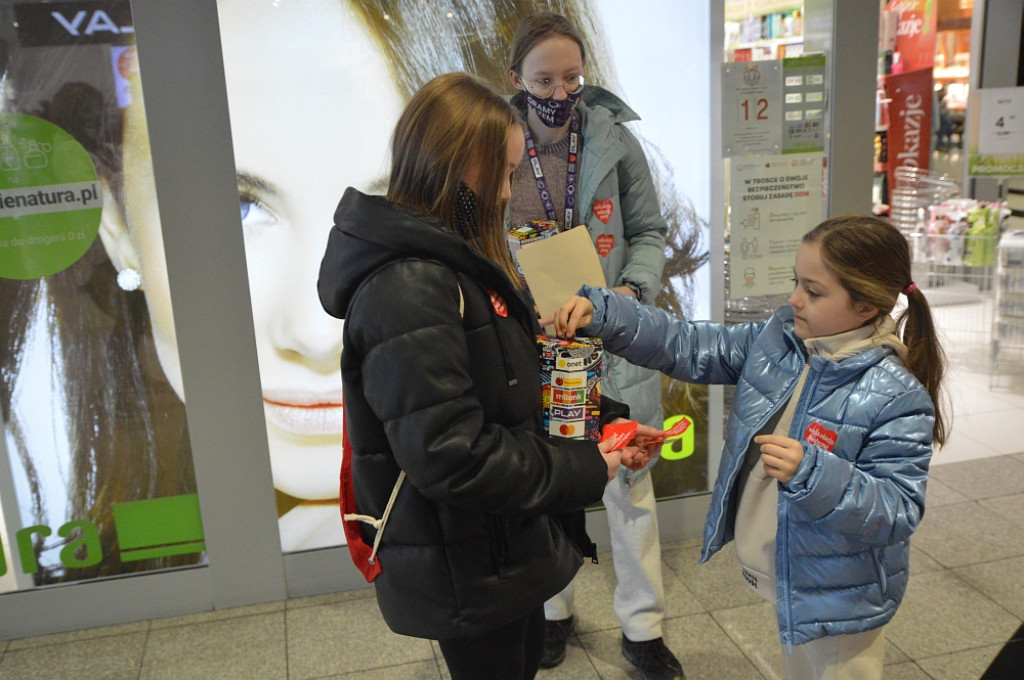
left=0, top=113, right=102, bottom=280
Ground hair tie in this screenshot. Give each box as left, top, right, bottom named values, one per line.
left=902, top=281, right=917, bottom=296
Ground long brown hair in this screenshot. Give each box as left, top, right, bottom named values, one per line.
left=348, top=1, right=611, bottom=99
left=387, top=72, right=522, bottom=284
left=803, top=215, right=948, bottom=446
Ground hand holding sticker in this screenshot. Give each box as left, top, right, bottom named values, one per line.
left=600, top=420, right=667, bottom=470
left=599, top=419, right=638, bottom=450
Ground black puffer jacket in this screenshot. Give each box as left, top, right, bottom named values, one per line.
left=318, top=188, right=617, bottom=640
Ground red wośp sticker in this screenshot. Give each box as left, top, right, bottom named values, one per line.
left=804, top=421, right=837, bottom=452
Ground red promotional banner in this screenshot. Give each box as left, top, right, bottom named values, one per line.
left=885, top=67, right=934, bottom=194
left=886, top=0, right=938, bottom=73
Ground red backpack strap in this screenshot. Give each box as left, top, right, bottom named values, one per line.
left=339, top=413, right=383, bottom=583
left=338, top=276, right=462, bottom=583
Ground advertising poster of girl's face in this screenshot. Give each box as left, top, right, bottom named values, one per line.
left=215, top=0, right=711, bottom=552
left=0, top=1, right=711, bottom=581
left=0, top=1, right=202, bottom=588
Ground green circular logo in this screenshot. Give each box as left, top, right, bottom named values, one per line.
left=0, top=113, right=102, bottom=280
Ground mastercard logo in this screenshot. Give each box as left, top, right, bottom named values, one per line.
left=559, top=423, right=577, bottom=436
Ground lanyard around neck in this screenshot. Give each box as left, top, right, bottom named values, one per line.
left=522, top=114, right=581, bottom=228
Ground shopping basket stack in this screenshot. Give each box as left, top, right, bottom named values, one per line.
left=889, top=166, right=960, bottom=235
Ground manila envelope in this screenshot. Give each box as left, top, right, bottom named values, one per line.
left=515, top=226, right=607, bottom=323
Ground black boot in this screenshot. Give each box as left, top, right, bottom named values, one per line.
left=539, top=616, right=575, bottom=668
left=621, top=635, right=686, bottom=680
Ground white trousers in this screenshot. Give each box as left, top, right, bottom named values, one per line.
left=781, top=626, right=886, bottom=680
left=544, top=470, right=665, bottom=641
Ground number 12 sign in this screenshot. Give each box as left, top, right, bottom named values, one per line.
left=722, top=61, right=782, bottom=157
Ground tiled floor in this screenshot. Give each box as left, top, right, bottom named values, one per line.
left=3, top=207, right=1024, bottom=679
left=0, top=361, right=1021, bottom=679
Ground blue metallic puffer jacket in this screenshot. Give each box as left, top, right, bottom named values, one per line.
left=578, top=286, right=935, bottom=646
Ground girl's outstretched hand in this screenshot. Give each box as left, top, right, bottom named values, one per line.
left=629, top=423, right=664, bottom=468
left=552, top=295, right=594, bottom=339
left=754, top=434, right=804, bottom=483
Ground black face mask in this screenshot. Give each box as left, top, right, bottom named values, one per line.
left=453, top=182, right=480, bottom=240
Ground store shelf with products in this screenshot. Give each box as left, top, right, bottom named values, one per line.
left=724, top=1, right=802, bottom=62
left=727, top=36, right=803, bottom=62
left=992, top=231, right=1024, bottom=390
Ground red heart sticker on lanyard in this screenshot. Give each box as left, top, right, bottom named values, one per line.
left=596, top=234, right=615, bottom=257
left=804, top=421, right=838, bottom=452
left=593, top=199, right=614, bottom=223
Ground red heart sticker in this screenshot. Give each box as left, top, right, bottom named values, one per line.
left=596, top=234, right=615, bottom=257
left=488, top=288, right=508, bottom=317
left=593, top=199, right=614, bottom=223
left=804, top=422, right=838, bottom=452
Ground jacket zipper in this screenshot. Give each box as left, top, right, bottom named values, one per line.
left=579, top=510, right=598, bottom=564
left=778, top=349, right=814, bottom=652
left=875, top=548, right=888, bottom=596
left=779, top=502, right=793, bottom=653
left=488, top=514, right=510, bottom=581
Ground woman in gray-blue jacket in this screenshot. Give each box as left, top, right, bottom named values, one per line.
left=505, top=12, right=684, bottom=678
left=553, top=215, right=949, bottom=680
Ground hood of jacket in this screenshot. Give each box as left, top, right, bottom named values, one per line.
left=319, top=187, right=529, bottom=325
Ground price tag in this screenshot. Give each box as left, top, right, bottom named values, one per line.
left=978, top=87, right=1024, bottom=156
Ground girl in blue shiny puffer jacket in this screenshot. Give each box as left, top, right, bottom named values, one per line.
left=552, top=215, right=949, bottom=680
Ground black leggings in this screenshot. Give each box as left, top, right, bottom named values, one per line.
left=438, top=606, right=546, bottom=680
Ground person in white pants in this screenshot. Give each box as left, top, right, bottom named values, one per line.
left=543, top=464, right=668, bottom=641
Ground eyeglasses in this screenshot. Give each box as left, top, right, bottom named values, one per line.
left=519, top=74, right=585, bottom=99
